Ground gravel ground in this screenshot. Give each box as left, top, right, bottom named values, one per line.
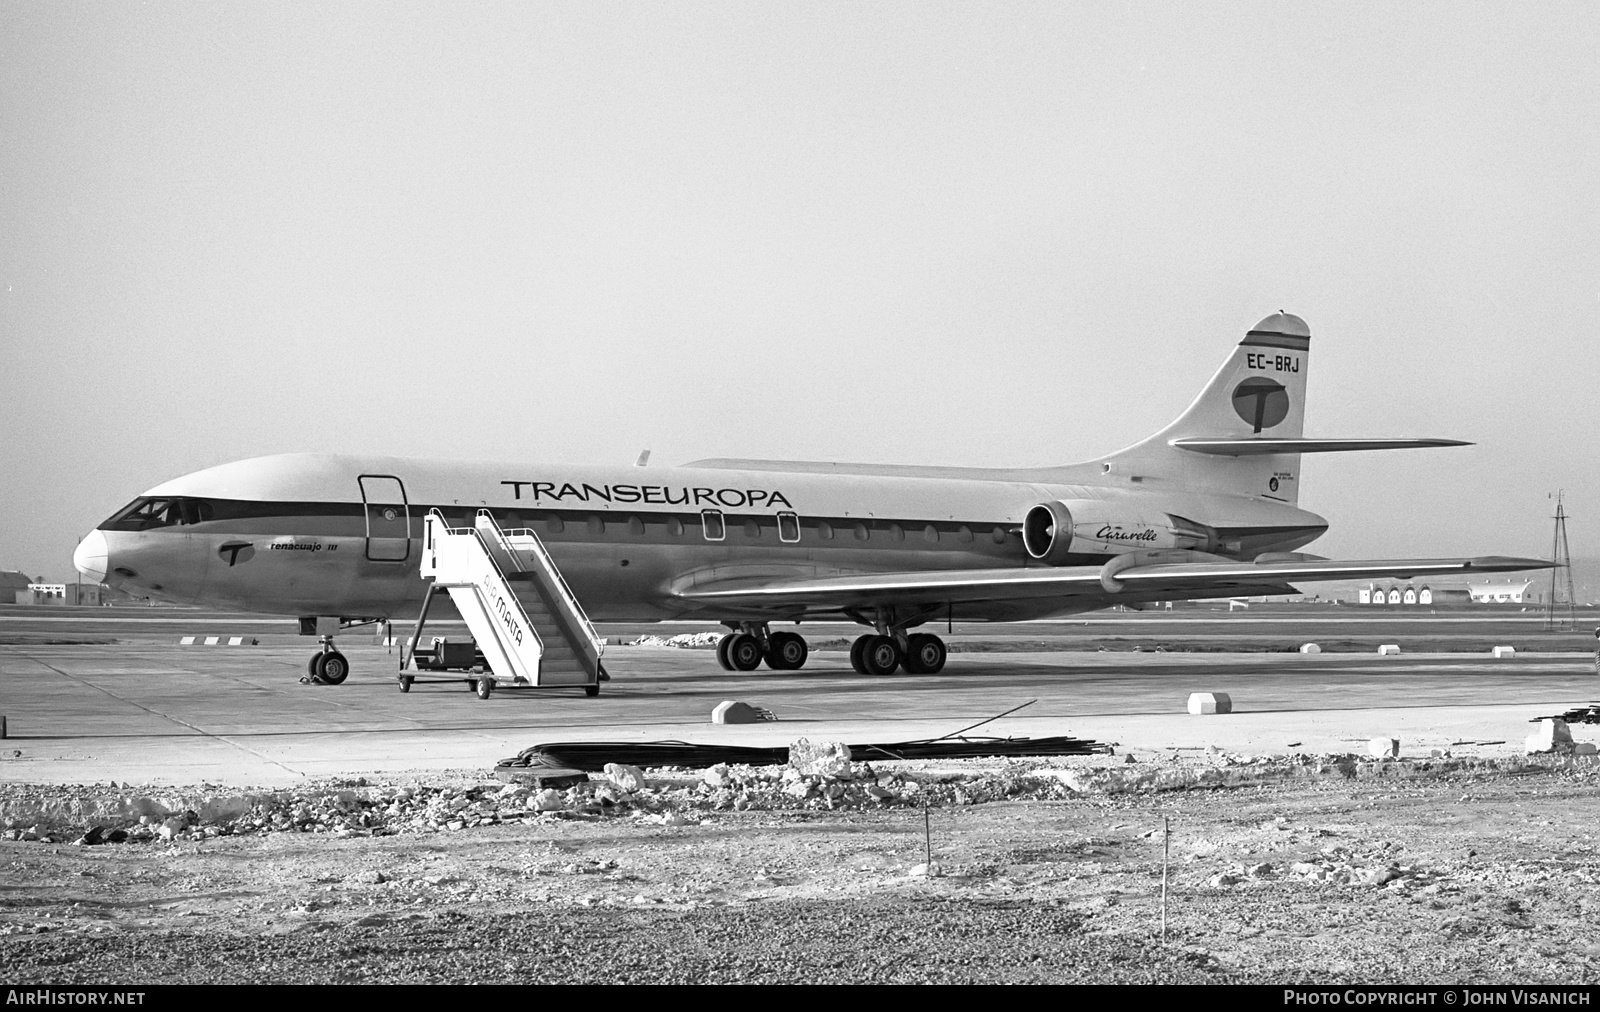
left=5, top=750, right=1600, bottom=984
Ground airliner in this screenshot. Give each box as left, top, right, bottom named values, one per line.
left=73, top=313, right=1546, bottom=686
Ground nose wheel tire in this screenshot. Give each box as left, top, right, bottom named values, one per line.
left=860, top=635, right=901, bottom=676
left=305, top=651, right=350, bottom=685
left=901, top=634, right=947, bottom=674
left=765, top=632, right=809, bottom=670
left=727, top=633, right=765, bottom=671
left=318, top=651, right=350, bottom=685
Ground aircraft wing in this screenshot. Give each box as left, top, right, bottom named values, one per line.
left=674, top=555, right=1551, bottom=613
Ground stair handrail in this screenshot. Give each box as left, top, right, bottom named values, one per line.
left=476, top=509, right=604, bottom=661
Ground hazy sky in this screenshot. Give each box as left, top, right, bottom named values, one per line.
left=3, top=2, right=1597, bottom=581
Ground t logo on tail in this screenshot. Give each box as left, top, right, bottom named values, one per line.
left=1232, top=378, right=1290, bottom=433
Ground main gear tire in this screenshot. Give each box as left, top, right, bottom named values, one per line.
left=903, top=634, right=947, bottom=675
left=727, top=633, right=765, bottom=671
left=860, top=635, right=901, bottom=676
left=765, top=632, right=809, bottom=670
left=715, top=633, right=736, bottom=671
left=849, top=634, right=873, bottom=674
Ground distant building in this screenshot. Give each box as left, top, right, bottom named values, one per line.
left=0, top=571, right=32, bottom=599
left=1351, top=580, right=1514, bottom=606
left=1467, top=580, right=1533, bottom=604
left=13, top=582, right=102, bottom=606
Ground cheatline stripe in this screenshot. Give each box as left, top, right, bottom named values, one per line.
left=1239, top=332, right=1310, bottom=351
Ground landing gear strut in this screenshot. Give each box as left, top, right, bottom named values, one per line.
left=302, top=636, right=349, bottom=685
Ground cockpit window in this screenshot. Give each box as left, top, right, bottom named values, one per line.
left=100, top=497, right=216, bottom=531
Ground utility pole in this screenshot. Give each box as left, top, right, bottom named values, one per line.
left=1545, top=491, right=1576, bottom=632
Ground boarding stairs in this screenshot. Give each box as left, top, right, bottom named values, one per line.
left=403, top=509, right=603, bottom=697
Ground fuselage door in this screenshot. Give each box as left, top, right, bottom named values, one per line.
left=359, top=475, right=411, bottom=562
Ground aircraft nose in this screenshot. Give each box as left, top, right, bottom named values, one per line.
left=74, top=530, right=109, bottom=583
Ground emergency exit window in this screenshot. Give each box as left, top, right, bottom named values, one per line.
left=701, top=509, right=725, bottom=542
left=777, top=512, right=800, bottom=543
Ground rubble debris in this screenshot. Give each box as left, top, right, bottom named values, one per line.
left=712, top=700, right=776, bottom=724
left=603, top=764, right=647, bottom=792
left=627, top=632, right=724, bottom=648
left=789, top=739, right=851, bottom=777
left=1187, top=692, right=1232, bottom=715
left=8, top=747, right=1584, bottom=849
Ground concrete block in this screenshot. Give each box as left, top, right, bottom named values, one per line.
left=1491, top=646, right=1515, bottom=658
left=1377, top=644, right=1401, bottom=656
left=1574, top=743, right=1597, bottom=757
left=1368, top=738, right=1400, bottom=759
left=712, top=700, right=775, bottom=724
left=1187, top=692, right=1232, bottom=715
left=1299, top=643, right=1321, bottom=654
left=1525, top=718, right=1575, bottom=755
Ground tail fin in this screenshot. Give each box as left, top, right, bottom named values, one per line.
left=1090, top=313, right=1467, bottom=504
left=1093, top=313, right=1312, bottom=503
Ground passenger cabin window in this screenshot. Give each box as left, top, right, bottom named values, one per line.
left=701, top=509, right=726, bottom=541
left=817, top=520, right=834, bottom=540
left=743, top=519, right=761, bottom=539
left=777, top=512, right=801, bottom=543
left=668, top=516, right=684, bottom=536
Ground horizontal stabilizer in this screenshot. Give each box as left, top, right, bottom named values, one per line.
left=1170, top=438, right=1471, bottom=456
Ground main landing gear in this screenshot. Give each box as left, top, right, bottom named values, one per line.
left=711, top=621, right=947, bottom=675
left=716, top=626, right=810, bottom=672
left=848, top=631, right=947, bottom=675
left=302, top=636, right=349, bottom=685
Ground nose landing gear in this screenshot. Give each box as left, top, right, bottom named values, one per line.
left=301, top=636, right=350, bottom=686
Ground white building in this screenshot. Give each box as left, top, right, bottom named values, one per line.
left=1467, top=580, right=1533, bottom=604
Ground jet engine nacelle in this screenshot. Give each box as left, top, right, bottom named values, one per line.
left=1022, top=500, right=1218, bottom=565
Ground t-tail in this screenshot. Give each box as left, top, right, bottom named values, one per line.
left=1086, top=312, right=1468, bottom=505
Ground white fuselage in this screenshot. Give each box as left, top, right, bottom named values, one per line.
left=75, top=452, right=1328, bottom=624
